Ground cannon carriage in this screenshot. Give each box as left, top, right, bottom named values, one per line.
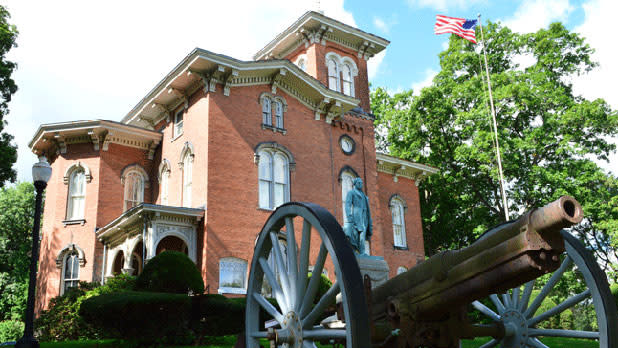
left=244, top=197, right=618, bottom=348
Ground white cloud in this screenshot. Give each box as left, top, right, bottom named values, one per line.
left=411, top=68, right=438, bottom=95
left=3, top=0, right=364, bottom=182
left=572, top=0, right=618, bottom=175
left=374, top=17, right=389, bottom=34
left=407, top=0, right=486, bottom=12
left=368, top=50, right=387, bottom=80
left=502, top=0, right=574, bottom=33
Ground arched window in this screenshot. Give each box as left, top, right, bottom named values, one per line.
left=341, top=63, right=354, bottom=97
left=262, top=96, right=272, bottom=126
left=274, top=100, right=283, bottom=129
left=391, top=198, right=407, bottom=248
left=67, top=168, right=86, bottom=220
left=219, top=257, right=248, bottom=294
left=62, top=252, right=80, bottom=293
left=297, top=57, right=307, bottom=71
left=159, top=160, right=170, bottom=205
left=397, top=266, right=408, bottom=275
left=258, top=149, right=290, bottom=209
left=181, top=151, right=193, bottom=208
left=327, top=58, right=339, bottom=91
left=123, top=171, right=144, bottom=211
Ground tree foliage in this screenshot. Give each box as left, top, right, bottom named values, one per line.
left=0, top=182, right=35, bottom=321
left=372, top=21, right=618, bottom=277
left=0, top=5, right=18, bottom=185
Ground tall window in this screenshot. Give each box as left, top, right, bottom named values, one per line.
left=62, top=252, right=80, bottom=293
left=341, top=63, right=354, bottom=97
left=159, top=162, right=170, bottom=205
left=174, top=109, right=184, bottom=137
left=262, top=97, right=272, bottom=126
left=219, top=257, right=248, bottom=294
left=182, top=152, right=193, bottom=208
left=274, top=100, right=283, bottom=129
left=66, top=169, right=85, bottom=220
left=327, top=58, right=339, bottom=91
left=391, top=199, right=407, bottom=248
left=124, top=171, right=144, bottom=211
left=258, top=149, right=289, bottom=209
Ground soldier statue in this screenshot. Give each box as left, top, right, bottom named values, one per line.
left=343, top=177, right=372, bottom=255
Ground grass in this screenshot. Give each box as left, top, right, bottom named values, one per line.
left=461, top=337, right=599, bottom=348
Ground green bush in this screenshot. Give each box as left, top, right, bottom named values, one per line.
left=136, top=251, right=204, bottom=294
left=0, top=320, right=23, bottom=342
left=80, top=291, right=193, bottom=346
left=35, top=274, right=135, bottom=341
left=611, top=283, right=618, bottom=309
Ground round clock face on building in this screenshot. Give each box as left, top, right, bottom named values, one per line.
left=340, top=135, right=355, bottom=155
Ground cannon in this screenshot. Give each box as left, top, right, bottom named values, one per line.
left=244, top=196, right=618, bottom=348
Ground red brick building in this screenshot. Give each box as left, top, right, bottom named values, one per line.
left=29, top=11, right=437, bottom=311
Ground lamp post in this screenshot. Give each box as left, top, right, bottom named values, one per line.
left=16, top=156, right=52, bottom=348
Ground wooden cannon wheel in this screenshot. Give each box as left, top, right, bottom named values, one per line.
left=470, top=231, right=618, bottom=348
left=245, top=202, right=372, bottom=348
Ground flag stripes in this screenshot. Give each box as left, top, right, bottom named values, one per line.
left=434, top=15, right=477, bottom=44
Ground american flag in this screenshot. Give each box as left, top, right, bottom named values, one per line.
left=434, top=15, right=477, bottom=44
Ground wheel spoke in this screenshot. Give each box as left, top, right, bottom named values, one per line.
left=270, top=231, right=291, bottom=306
left=528, top=289, right=591, bottom=327
left=525, top=255, right=572, bottom=318
left=253, top=292, right=283, bottom=324
left=297, top=219, right=312, bottom=310
left=528, top=328, right=599, bottom=339
left=519, top=280, right=535, bottom=312
left=302, top=282, right=340, bottom=328
left=478, top=338, right=499, bottom=348
left=286, top=217, right=298, bottom=310
left=489, top=294, right=505, bottom=313
left=472, top=300, right=501, bottom=322
left=527, top=338, right=549, bottom=348
left=249, top=331, right=268, bottom=338
left=302, top=340, right=317, bottom=348
left=299, top=244, right=328, bottom=317
left=512, top=286, right=520, bottom=309
left=259, top=257, right=288, bottom=312
left=303, top=328, right=347, bottom=340
left=502, top=293, right=511, bottom=308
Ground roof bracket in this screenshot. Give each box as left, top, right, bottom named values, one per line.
left=54, top=133, right=67, bottom=154
left=271, top=68, right=287, bottom=94
left=152, top=103, right=171, bottom=122
left=102, top=131, right=112, bottom=151
left=223, top=69, right=239, bottom=97
left=88, top=130, right=100, bottom=151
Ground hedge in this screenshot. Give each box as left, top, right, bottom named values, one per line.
left=136, top=251, right=204, bottom=294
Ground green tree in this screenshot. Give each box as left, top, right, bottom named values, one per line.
left=0, top=5, right=18, bottom=185
left=371, top=21, right=618, bottom=277
left=0, top=182, right=35, bottom=321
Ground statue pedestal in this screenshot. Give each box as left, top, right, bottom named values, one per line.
left=356, top=254, right=389, bottom=288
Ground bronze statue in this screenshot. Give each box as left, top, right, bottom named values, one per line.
left=343, top=177, right=372, bottom=255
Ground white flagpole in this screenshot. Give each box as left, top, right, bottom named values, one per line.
left=477, top=14, right=510, bottom=221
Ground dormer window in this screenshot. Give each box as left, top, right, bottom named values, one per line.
left=259, top=93, right=287, bottom=134
left=325, top=52, right=358, bottom=97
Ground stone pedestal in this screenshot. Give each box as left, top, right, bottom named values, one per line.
left=356, top=254, right=390, bottom=288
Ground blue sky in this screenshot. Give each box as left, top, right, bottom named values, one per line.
left=3, top=0, right=617, bottom=182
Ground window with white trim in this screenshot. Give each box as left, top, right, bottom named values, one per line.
left=123, top=171, right=144, bottom=211
left=341, top=63, right=354, bottom=97
left=327, top=58, right=339, bottom=91
left=258, top=149, right=290, bottom=209
left=274, top=100, right=283, bottom=129
left=391, top=199, right=407, bottom=248
left=174, top=109, right=184, bottom=137
left=66, top=169, right=85, bottom=220
left=262, top=96, right=272, bottom=126
left=219, top=257, right=247, bottom=294
left=182, top=152, right=193, bottom=208
left=62, top=252, right=80, bottom=293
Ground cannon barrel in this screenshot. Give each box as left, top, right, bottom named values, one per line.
left=370, top=196, right=583, bottom=322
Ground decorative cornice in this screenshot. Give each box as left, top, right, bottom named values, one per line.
left=376, top=153, right=439, bottom=185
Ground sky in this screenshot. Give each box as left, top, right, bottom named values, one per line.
left=3, top=0, right=617, bottom=182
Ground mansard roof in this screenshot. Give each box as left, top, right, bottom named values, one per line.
left=29, top=119, right=162, bottom=159
left=254, top=11, right=390, bottom=61
left=121, top=48, right=361, bottom=129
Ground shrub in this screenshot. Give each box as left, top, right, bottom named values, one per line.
left=136, top=251, right=204, bottom=294
left=611, top=283, right=618, bottom=309
left=0, top=320, right=23, bottom=342
left=35, top=274, right=136, bottom=341
left=80, top=291, right=193, bottom=346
